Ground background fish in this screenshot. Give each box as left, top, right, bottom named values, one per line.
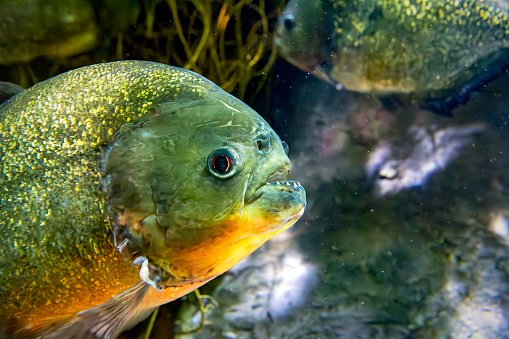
left=0, top=0, right=99, bottom=65
left=0, top=0, right=139, bottom=67
left=0, top=60, right=306, bottom=338
left=275, top=0, right=509, bottom=115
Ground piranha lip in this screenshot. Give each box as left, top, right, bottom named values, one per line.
left=246, top=175, right=303, bottom=204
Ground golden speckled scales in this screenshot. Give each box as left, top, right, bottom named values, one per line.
left=0, top=61, right=216, bottom=332
left=327, top=0, right=509, bottom=93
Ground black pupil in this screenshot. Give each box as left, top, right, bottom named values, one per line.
left=284, top=18, right=295, bottom=31
left=214, top=155, right=230, bottom=173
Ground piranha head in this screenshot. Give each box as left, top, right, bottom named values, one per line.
left=102, top=85, right=306, bottom=291
left=275, top=0, right=336, bottom=83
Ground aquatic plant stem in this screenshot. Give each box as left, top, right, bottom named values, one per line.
left=247, top=0, right=267, bottom=69
left=167, top=0, right=192, bottom=59
left=185, top=0, right=211, bottom=70
left=144, top=0, right=156, bottom=39
left=116, top=33, right=124, bottom=60
left=143, top=307, right=159, bottom=339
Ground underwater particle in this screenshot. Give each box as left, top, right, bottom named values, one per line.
left=0, top=60, right=306, bottom=338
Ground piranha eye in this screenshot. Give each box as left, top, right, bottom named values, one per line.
left=282, top=14, right=296, bottom=32
left=207, top=147, right=239, bottom=179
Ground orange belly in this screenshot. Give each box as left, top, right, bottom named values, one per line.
left=2, top=242, right=140, bottom=335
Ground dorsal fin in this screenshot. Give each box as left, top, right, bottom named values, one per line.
left=0, top=82, right=24, bottom=104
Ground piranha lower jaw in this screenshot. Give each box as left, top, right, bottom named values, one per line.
left=121, top=199, right=308, bottom=316
left=108, top=178, right=306, bottom=293
left=151, top=180, right=306, bottom=286
left=114, top=179, right=306, bottom=292
left=241, top=180, right=306, bottom=235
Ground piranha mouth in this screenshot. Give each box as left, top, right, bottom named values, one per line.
left=246, top=171, right=303, bottom=204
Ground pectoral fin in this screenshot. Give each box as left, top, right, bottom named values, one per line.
left=34, top=282, right=152, bottom=339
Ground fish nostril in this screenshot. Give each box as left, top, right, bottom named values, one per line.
left=257, top=140, right=263, bottom=151
left=256, top=135, right=270, bottom=154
